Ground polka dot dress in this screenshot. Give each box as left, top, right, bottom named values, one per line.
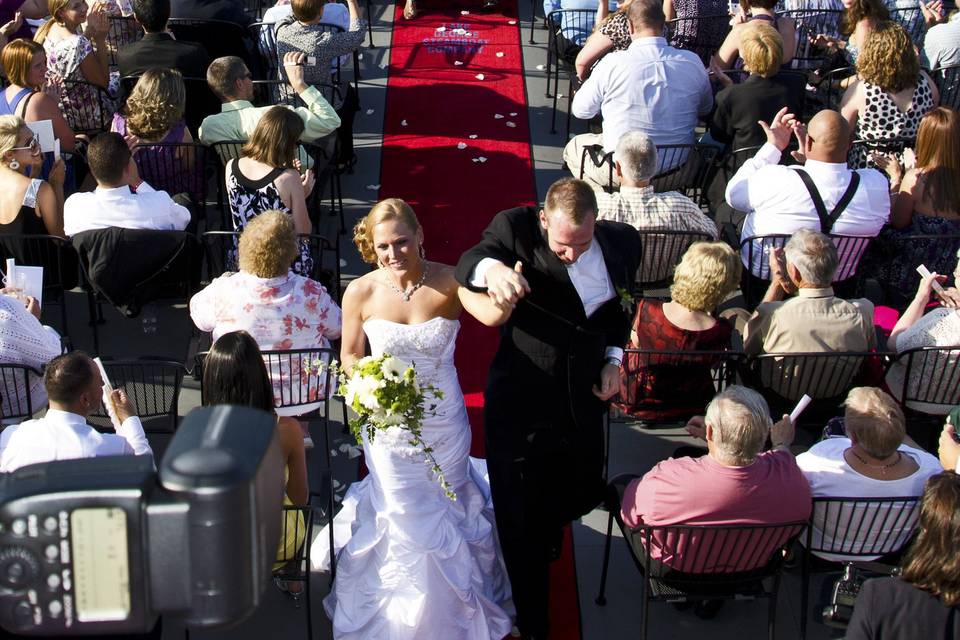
left=849, top=74, right=935, bottom=169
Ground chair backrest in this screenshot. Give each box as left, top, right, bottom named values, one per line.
left=651, top=144, right=720, bottom=205
left=889, top=7, right=925, bottom=42
left=88, top=357, right=184, bottom=433
left=60, top=80, right=114, bottom=136
left=0, top=234, right=80, bottom=294
left=106, top=16, right=144, bottom=69
left=250, top=21, right=279, bottom=78
left=739, top=233, right=872, bottom=295
left=166, top=18, right=253, bottom=64
left=635, top=230, right=713, bottom=288
left=746, top=351, right=875, bottom=402
left=274, top=504, right=313, bottom=575
left=806, top=496, right=920, bottom=559
left=896, top=345, right=960, bottom=411
left=0, top=363, right=43, bottom=422
left=782, top=9, right=844, bottom=48
left=663, top=16, right=731, bottom=65
left=201, top=231, right=337, bottom=290
left=546, top=9, right=596, bottom=52
left=131, top=142, right=210, bottom=207
left=849, top=136, right=915, bottom=168
left=631, top=521, right=807, bottom=579
left=615, top=349, right=739, bottom=421
left=934, top=64, right=960, bottom=112
left=891, top=233, right=960, bottom=291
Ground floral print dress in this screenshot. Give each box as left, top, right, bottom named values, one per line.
left=44, top=34, right=119, bottom=133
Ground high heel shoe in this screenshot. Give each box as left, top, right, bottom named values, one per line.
left=403, top=0, right=417, bottom=19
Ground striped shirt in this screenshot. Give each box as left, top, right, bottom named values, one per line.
left=595, top=185, right=718, bottom=238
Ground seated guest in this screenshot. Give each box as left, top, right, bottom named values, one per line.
left=846, top=472, right=960, bottom=640
left=199, top=53, right=340, bottom=167
left=613, top=385, right=810, bottom=574
left=796, top=387, right=942, bottom=560
left=615, top=241, right=740, bottom=420
left=117, top=0, right=211, bottom=79
left=111, top=68, right=201, bottom=203
left=564, top=0, right=712, bottom=187
left=712, top=0, right=797, bottom=69
left=922, top=6, right=960, bottom=70
left=811, top=0, right=888, bottom=66
left=0, top=291, right=62, bottom=420
left=840, top=21, right=938, bottom=170
left=870, top=107, right=960, bottom=307
left=542, top=0, right=611, bottom=64
left=201, top=330, right=308, bottom=573
left=743, top=229, right=876, bottom=355
left=725, top=108, right=889, bottom=273
left=885, top=269, right=960, bottom=414
left=225, top=108, right=315, bottom=275
left=63, top=132, right=190, bottom=236
left=0, top=39, right=76, bottom=153
left=595, top=131, right=717, bottom=251
left=0, top=115, right=64, bottom=236
left=275, top=0, right=363, bottom=170
left=574, top=0, right=636, bottom=80
left=0, top=351, right=153, bottom=472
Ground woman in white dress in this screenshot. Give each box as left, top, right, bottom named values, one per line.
left=317, top=198, right=515, bottom=639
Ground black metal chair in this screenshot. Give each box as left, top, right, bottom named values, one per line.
left=889, top=7, right=925, bottom=42
left=933, top=63, right=960, bottom=111
left=106, top=15, right=143, bottom=70
left=596, top=507, right=806, bottom=640
left=167, top=18, right=255, bottom=66
left=87, top=357, right=185, bottom=434
left=651, top=143, right=722, bottom=207
left=612, top=349, right=741, bottom=425
left=806, top=65, right=855, bottom=116
left=849, top=136, right=915, bottom=169
left=60, top=80, right=115, bottom=136
left=274, top=504, right=316, bottom=638
left=0, top=234, right=80, bottom=344
left=546, top=9, right=595, bottom=137
left=635, top=230, right=714, bottom=294
left=130, top=142, right=211, bottom=224
left=800, top=496, right=921, bottom=639
left=0, top=363, right=44, bottom=423
left=664, top=15, right=731, bottom=65
left=888, top=344, right=960, bottom=413
left=250, top=20, right=280, bottom=79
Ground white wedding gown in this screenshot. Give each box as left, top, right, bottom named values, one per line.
left=313, top=316, right=514, bottom=639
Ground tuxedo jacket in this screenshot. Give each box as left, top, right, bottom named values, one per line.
left=117, top=33, right=211, bottom=80
left=456, top=207, right=641, bottom=439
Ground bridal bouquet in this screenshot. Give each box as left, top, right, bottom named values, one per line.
left=309, top=353, right=454, bottom=500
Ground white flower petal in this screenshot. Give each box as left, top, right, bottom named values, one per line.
left=496, top=52, right=504, bottom=58
left=365, top=108, right=374, bottom=115
left=475, top=73, right=485, bottom=80
left=476, top=156, right=487, bottom=163
left=508, top=20, right=516, bottom=25
left=461, top=9, right=470, bottom=14
left=509, top=112, right=518, bottom=116
left=536, top=64, right=545, bottom=71
left=457, top=142, right=467, bottom=149
left=506, top=121, right=516, bottom=127
left=365, top=184, right=380, bottom=190
left=454, top=60, right=464, bottom=65
left=468, top=134, right=478, bottom=139
left=401, top=119, right=408, bottom=126
left=494, top=113, right=504, bottom=119
left=435, top=26, right=446, bottom=32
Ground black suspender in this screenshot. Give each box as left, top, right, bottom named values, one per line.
left=794, top=169, right=861, bottom=235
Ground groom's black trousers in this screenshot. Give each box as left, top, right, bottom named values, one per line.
left=484, top=377, right=606, bottom=638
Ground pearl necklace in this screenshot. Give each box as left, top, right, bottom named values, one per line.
left=383, top=263, right=428, bottom=302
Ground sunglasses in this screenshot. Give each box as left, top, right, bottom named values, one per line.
left=11, top=136, right=40, bottom=153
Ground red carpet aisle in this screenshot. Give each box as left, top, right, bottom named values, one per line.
left=377, top=2, right=582, bottom=638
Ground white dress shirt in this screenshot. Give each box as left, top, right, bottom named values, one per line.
left=726, top=143, right=890, bottom=271
left=63, top=183, right=191, bottom=237
left=471, top=243, right=622, bottom=360
left=923, top=12, right=960, bottom=70
left=0, top=409, right=152, bottom=472
left=571, top=36, right=712, bottom=158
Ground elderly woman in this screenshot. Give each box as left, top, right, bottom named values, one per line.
left=840, top=20, right=938, bottom=169
left=712, top=0, right=797, bottom=70
left=615, top=241, right=741, bottom=420
left=796, top=387, right=942, bottom=560
left=846, top=473, right=960, bottom=639
left=884, top=270, right=960, bottom=415
left=189, top=211, right=342, bottom=413
left=0, top=291, right=62, bottom=422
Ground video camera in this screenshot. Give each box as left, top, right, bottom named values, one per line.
left=0, top=405, right=285, bottom=636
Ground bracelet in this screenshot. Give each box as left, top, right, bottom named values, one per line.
left=604, top=356, right=621, bottom=367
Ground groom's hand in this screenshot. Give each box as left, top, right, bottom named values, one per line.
left=592, top=363, right=619, bottom=401
left=485, top=261, right=530, bottom=307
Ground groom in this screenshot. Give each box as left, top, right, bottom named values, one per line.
left=456, top=178, right=641, bottom=639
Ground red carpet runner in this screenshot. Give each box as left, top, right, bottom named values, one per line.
left=378, top=2, right=582, bottom=638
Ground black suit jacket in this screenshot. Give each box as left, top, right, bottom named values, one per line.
left=117, top=33, right=211, bottom=80
left=170, top=0, right=253, bottom=26
left=455, top=207, right=641, bottom=441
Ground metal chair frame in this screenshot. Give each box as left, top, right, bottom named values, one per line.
left=934, top=64, right=960, bottom=111
left=106, top=15, right=144, bottom=70
left=88, top=356, right=185, bottom=434
left=892, top=344, right=960, bottom=410
left=0, top=363, right=44, bottom=423
left=60, top=80, right=115, bottom=136
left=651, top=143, right=722, bottom=207
left=545, top=9, right=595, bottom=138
left=663, top=15, right=731, bottom=65
left=274, top=504, right=316, bottom=639
left=635, top=230, right=714, bottom=294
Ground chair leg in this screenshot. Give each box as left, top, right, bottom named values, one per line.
left=641, top=568, right=650, bottom=640
left=800, top=551, right=809, bottom=640
left=529, top=0, right=536, bottom=43
left=550, top=86, right=558, bottom=135
left=595, top=509, right=614, bottom=606
left=366, top=0, right=374, bottom=48
left=305, top=555, right=314, bottom=640
left=768, top=574, right=781, bottom=640
left=564, top=77, right=573, bottom=140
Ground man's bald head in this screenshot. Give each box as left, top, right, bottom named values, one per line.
left=806, top=110, right=851, bottom=162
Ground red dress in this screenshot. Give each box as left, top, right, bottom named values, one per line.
left=616, top=299, right=733, bottom=420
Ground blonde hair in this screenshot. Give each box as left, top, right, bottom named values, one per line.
left=843, top=387, right=906, bottom=459
left=238, top=211, right=299, bottom=278
left=741, top=22, right=783, bottom=79
left=0, top=115, right=27, bottom=165
left=123, top=68, right=186, bottom=141
left=670, top=242, right=741, bottom=312
left=352, top=198, right=420, bottom=265
left=34, top=0, right=71, bottom=45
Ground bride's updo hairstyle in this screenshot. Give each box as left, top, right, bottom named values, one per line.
left=353, top=198, right=422, bottom=265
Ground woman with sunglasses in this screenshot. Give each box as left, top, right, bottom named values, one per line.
left=0, top=115, right=65, bottom=237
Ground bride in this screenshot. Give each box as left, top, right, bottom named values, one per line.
left=316, top=198, right=515, bottom=639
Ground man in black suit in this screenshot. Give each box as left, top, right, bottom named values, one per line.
left=456, top=178, right=641, bottom=639
left=117, top=0, right=211, bottom=79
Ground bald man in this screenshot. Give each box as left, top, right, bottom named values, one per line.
left=725, top=107, right=890, bottom=277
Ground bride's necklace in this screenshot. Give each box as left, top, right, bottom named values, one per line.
left=846, top=448, right=902, bottom=476
left=383, top=263, right=429, bottom=302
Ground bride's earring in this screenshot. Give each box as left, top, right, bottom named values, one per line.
left=8, top=159, right=20, bottom=171
left=419, top=244, right=426, bottom=259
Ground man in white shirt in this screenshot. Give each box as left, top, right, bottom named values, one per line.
left=564, top=0, right=712, bottom=188
left=63, top=133, right=191, bottom=237
left=725, top=108, right=889, bottom=273
left=922, top=8, right=960, bottom=70
left=0, top=351, right=153, bottom=472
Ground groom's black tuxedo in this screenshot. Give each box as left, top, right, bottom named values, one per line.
left=456, top=206, right=641, bottom=638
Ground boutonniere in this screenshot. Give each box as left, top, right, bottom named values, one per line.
left=616, top=286, right=635, bottom=315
